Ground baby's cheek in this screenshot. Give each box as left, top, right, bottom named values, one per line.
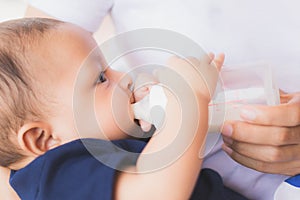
left=94, top=91, right=134, bottom=139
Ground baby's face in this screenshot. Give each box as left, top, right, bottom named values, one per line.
left=35, top=23, right=136, bottom=143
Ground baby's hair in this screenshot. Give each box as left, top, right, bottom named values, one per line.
left=0, top=18, right=63, bottom=167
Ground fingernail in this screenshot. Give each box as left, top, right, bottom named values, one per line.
left=240, top=107, right=257, bottom=121
left=222, top=124, right=232, bottom=137
left=223, top=136, right=233, bottom=145
left=222, top=144, right=233, bottom=155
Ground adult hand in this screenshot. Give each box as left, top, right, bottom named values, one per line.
left=221, top=92, right=300, bottom=176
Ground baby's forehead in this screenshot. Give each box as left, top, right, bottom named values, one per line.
left=39, top=23, right=96, bottom=56
left=30, top=23, right=105, bottom=77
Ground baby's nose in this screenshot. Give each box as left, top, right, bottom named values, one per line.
left=118, top=72, right=133, bottom=91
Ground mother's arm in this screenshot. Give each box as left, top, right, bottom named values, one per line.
left=222, top=92, right=300, bottom=176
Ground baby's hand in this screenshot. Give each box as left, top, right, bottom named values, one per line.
left=158, top=53, right=224, bottom=102
left=132, top=53, right=224, bottom=132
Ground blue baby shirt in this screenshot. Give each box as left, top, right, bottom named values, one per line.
left=9, top=138, right=246, bottom=200
left=10, top=139, right=145, bottom=200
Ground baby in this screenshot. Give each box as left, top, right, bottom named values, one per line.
left=0, top=18, right=243, bottom=200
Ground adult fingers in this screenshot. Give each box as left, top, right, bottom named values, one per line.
left=239, top=97, right=300, bottom=127
left=222, top=121, right=300, bottom=146
left=223, top=138, right=300, bottom=163
left=280, top=91, right=292, bottom=103
left=222, top=144, right=300, bottom=176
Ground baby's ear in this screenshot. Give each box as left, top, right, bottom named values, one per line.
left=17, top=122, right=60, bottom=156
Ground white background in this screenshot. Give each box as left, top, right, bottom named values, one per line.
left=0, top=0, right=114, bottom=45
left=0, top=0, right=26, bottom=22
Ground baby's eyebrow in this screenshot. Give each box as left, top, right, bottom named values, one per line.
left=83, top=50, right=107, bottom=72
left=95, top=63, right=109, bottom=74
left=90, top=48, right=108, bottom=71
left=100, top=62, right=109, bottom=71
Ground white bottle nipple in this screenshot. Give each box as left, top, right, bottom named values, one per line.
left=131, top=85, right=167, bottom=128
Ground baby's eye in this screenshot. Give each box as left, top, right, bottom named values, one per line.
left=97, top=71, right=107, bottom=83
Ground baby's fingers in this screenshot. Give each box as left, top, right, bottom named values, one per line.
left=212, top=53, right=225, bottom=71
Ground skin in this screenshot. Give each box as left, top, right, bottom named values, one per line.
left=16, top=23, right=136, bottom=157
left=1, top=20, right=225, bottom=199
left=24, top=5, right=300, bottom=177
left=1, top=23, right=136, bottom=200
left=222, top=92, right=300, bottom=176
left=0, top=166, right=19, bottom=200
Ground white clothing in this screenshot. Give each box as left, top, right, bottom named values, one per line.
left=28, top=0, right=300, bottom=199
